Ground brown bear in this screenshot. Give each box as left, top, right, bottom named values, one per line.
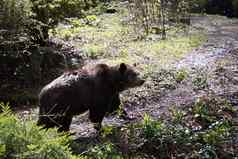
left=37, top=63, right=145, bottom=131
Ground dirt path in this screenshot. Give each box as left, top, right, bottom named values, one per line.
left=177, top=15, right=238, bottom=70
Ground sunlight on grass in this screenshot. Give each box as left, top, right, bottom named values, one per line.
left=53, top=7, right=206, bottom=75
left=149, top=34, right=206, bottom=58
left=82, top=43, right=106, bottom=58
left=106, top=33, right=206, bottom=66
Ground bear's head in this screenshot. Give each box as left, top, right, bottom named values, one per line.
left=116, top=63, right=145, bottom=91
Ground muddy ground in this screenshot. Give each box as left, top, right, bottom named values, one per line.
left=16, top=15, right=238, bottom=139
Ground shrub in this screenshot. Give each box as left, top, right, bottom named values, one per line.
left=0, top=102, right=78, bottom=159
left=29, top=0, right=101, bottom=44
left=0, top=0, right=32, bottom=31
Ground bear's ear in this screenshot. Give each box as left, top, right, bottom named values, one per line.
left=119, top=63, right=127, bottom=74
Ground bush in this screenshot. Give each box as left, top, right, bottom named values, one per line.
left=29, top=0, right=101, bottom=44
left=0, top=0, right=32, bottom=31
left=0, top=102, right=79, bottom=159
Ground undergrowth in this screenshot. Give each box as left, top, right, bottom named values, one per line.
left=75, top=94, right=237, bottom=159
left=1, top=93, right=237, bottom=159
left=0, top=102, right=77, bottom=159
left=137, top=95, right=237, bottom=158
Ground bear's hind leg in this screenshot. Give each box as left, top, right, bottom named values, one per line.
left=58, top=115, right=73, bottom=132
left=37, top=115, right=61, bottom=129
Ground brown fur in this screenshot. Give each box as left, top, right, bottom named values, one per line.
left=37, top=63, right=145, bottom=131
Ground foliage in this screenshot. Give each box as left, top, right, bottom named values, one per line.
left=80, top=143, right=123, bottom=159
left=29, top=0, right=84, bottom=44
left=142, top=114, right=165, bottom=139
left=0, top=43, right=65, bottom=105
left=1, top=93, right=237, bottom=159
left=0, top=0, right=32, bottom=31
left=128, top=0, right=191, bottom=38
left=175, top=69, right=188, bottom=83
left=192, top=69, right=208, bottom=90
left=137, top=95, right=236, bottom=158
left=0, top=102, right=81, bottom=159
left=82, top=44, right=105, bottom=59
left=75, top=95, right=236, bottom=158
left=54, top=11, right=206, bottom=69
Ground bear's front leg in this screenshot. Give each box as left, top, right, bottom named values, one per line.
left=89, top=108, right=106, bottom=131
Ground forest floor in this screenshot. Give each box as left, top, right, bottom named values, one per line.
left=71, top=14, right=238, bottom=137
left=16, top=3, right=238, bottom=141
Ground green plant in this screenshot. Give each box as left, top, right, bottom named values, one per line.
left=100, top=126, right=114, bottom=138
left=170, top=107, right=185, bottom=123
left=192, top=71, right=208, bottom=90
left=142, top=114, right=164, bottom=139
left=82, top=44, right=105, bottom=59
left=0, top=0, right=32, bottom=31
left=175, top=69, right=188, bottom=83
left=0, top=102, right=79, bottom=159
left=84, top=15, right=98, bottom=26
left=201, top=120, right=231, bottom=145
left=81, top=143, right=123, bottom=159
left=70, top=19, right=84, bottom=28
left=138, top=95, right=236, bottom=158
left=192, top=97, right=218, bottom=125
left=28, top=0, right=97, bottom=44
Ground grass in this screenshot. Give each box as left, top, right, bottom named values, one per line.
left=52, top=6, right=207, bottom=74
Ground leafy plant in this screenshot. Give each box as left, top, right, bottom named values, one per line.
left=142, top=113, right=164, bottom=139
left=82, top=44, right=105, bottom=59
left=192, top=70, right=208, bottom=90
left=137, top=94, right=236, bottom=158
left=175, top=69, right=188, bottom=83
left=0, top=102, right=79, bottom=159
left=170, top=107, right=185, bottom=123
left=0, top=0, right=32, bottom=31
left=81, top=143, right=123, bottom=159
